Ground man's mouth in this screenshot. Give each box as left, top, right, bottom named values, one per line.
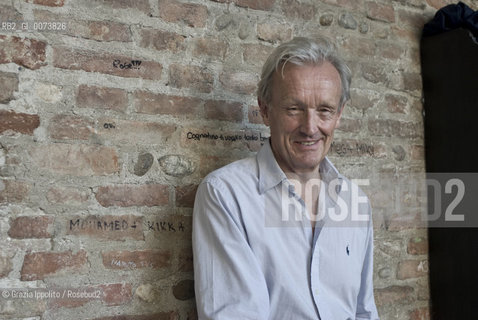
left=299, top=141, right=316, bottom=146
left=296, top=140, right=319, bottom=146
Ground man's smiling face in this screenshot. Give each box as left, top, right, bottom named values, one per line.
left=259, top=62, right=344, bottom=175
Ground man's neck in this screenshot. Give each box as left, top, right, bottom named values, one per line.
left=285, top=170, right=321, bottom=186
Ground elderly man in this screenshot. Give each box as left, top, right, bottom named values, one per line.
left=193, top=37, right=379, bottom=320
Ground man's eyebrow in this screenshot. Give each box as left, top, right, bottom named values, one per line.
left=283, top=100, right=308, bottom=109
left=318, top=103, right=336, bottom=109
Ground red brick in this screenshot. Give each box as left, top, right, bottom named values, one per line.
left=243, top=43, right=274, bottom=67
left=53, top=47, right=162, bottom=80
left=76, top=85, right=128, bottom=112
left=0, top=254, right=13, bottom=278
left=391, top=26, right=419, bottom=43
left=34, top=10, right=132, bottom=42
left=385, top=93, right=408, bottom=114
left=8, top=216, right=54, bottom=239
left=219, top=71, right=258, bottom=95
left=48, top=114, right=93, bottom=140
left=0, top=179, right=30, bottom=203
left=366, top=1, right=395, bottom=23
left=378, top=42, right=406, bottom=60
left=102, top=250, right=171, bottom=270
left=92, top=312, right=178, bottom=320
left=0, top=35, right=47, bottom=70
left=248, top=105, right=263, bottom=124
left=99, top=0, right=150, bottom=14
left=47, top=186, right=89, bottom=204
left=76, top=85, right=127, bottom=111
left=374, top=285, right=414, bottom=306
left=26, top=0, right=64, bottom=6
left=0, top=72, right=19, bottom=103
left=350, top=89, right=378, bottom=110
left=397, top=259, right=428, bottom=280
left=398, top=9, right=429, bottom=30
left=138, top=29, right=186, bottom=52
left=193, top=38, right=228, bottom=59
left=336, top=117, right=362, bottom=133
left=340, top=37, right=376, bottom=59
left=411, top=145, right=424, bottom=160
left=175, top=184, right=198, bottom=208
left=320, top=0, right=359, bottom=10
left=97, top=118, right=176, bottom=145
left=86, top=21, right=132, bottom=42
left=169, top=64, right=214, bottom=93
left=257, top=22, right=293, bottom=43
left=205, top=100, right=243, bottom=122
left=21, top=250, right=88, bottom=281
left=95, top=184, right=169, bottom=207
left=0, top=110, right=40, bottom=135
left=409, top=307, right=430, bottom=320
left=158, top=0, right=208, bottom=27
left=133, top=91, right=201, bottom=116
left=101, top=283, right=133, bottom=305
left=199, top=155, right=233, bottom=176
left=48, top=283, right=133, bottom=309
left=30, top=143, right=119, bottom=176
left=368, top=119, right=421, bottom=138
left=67, top=215, right=144, bottom=240
left=281, top=0, right=316, bottom=20
left=408, top=237, right=428, bottom=255
left=402, top=72, right=422, bottom=92
left=233, top=0, right=276, bottom=10
left=411, top=97, right=423, bottom=112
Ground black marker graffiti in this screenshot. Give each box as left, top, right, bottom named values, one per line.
left=112, top=59, right=142, bottom=70
left=103, top=123, right=116, bottom=129
left=146, top=221, right=186, bottom=232
left=186, top=131, right=269, bottom=143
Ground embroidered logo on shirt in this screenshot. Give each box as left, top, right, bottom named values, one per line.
left=346, top=245, right=350, bottom=256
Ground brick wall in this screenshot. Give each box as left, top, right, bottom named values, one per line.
left=1, top=0, right=477, bottom=319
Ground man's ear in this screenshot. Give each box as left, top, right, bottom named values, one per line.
left=258, top=98, right=270, bottom=126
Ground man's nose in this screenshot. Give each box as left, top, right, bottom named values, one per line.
left=299, top=110, right=319, bottom=136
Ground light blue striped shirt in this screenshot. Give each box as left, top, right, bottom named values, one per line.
left=193, top=141, right=379, bottom=319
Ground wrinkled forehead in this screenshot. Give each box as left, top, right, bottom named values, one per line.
left=269, top=62, right=343, bottom=104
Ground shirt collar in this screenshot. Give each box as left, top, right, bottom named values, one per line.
left=257, top=139, right=343, bottom=194
left=257, top=140, right=287, bottom=194
left=319, top=156, right=342, bottom=185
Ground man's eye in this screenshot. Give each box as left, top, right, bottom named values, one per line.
left=318, top=108, right=336, bottom=119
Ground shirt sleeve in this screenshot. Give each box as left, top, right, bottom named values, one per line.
left=356, top=207, right=380, bottom=320
left=192, top=179, right=270, bottom=320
